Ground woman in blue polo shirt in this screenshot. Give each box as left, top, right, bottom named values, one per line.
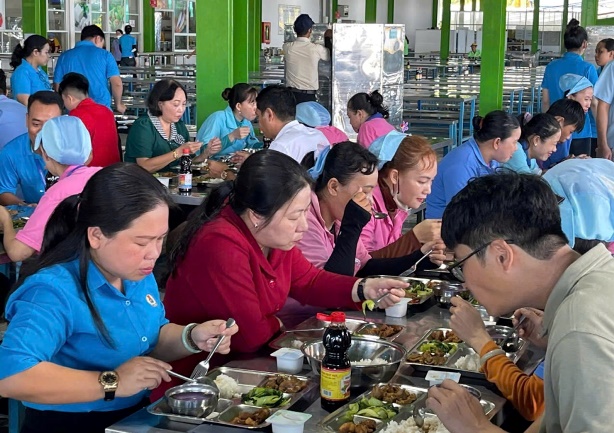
left=541, top=19, right=597, bottom=157
left=0, top=163, right=238, bottom=433
left=196, top=83, right=262, bottom=159
left=10, top=34, right=52, bottom=106
left=425, top=111, right=520, bottom=219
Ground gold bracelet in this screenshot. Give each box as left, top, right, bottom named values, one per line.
left=172, top=149, right=178, bottom=160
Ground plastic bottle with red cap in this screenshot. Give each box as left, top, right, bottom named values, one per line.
left=178, top=148, right=192, bottom=194
left=320, top=311, right=352, bottom=411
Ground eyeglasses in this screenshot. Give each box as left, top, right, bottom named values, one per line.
left=448, top=239, right=514, bottom=283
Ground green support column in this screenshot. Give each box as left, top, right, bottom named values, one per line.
left=581, top=0, right=597, bottom=27
left=365, top=0, right=377, bottom=23
left=388, top=0, right=395, bottom=23
left=531, top=0, right=540, bottom=53
left=432, top=0, right=438, bottom=28
left=560, top=0, right=568, bottom=53
left=440, top=0, right=451, bottom=61
left=480, top=0, right=506, bottom=113
left=196, top=0, right=234, bottom=125
left=250, top=0, right=262, bottom=73
left=22, top=0, right=46, bottom=35
left=333, top=0, right=338, bottom=23
left=142, top=0, right=155, bottom=53
left=234, top=0, right=250, bottom=82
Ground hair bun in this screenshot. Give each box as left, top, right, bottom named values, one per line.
left=221, top=87, right=232, bottom=101
left=369, top=90, right=384, bottom=107
left=472, top=115, right=484, bottom=132
left=566, top=18, right=580, bottom=30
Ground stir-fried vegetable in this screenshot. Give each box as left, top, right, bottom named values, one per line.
left=362, top=300, right=375, bottom=315
left=419, top=341, right=458, bottom=355
left=341, top=397, right=398, bottom=421
left=405, top=281, right=433, bottom=298
left=241, top=387, right=290, bottom=408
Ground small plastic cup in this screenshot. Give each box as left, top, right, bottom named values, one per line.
left=271, top=348, right=304, bottom=374
left=266, top=410, right=312, bottom=433
left=385, top=298, right=410, bottom=317
left=157, top=176, right=170, bottom=187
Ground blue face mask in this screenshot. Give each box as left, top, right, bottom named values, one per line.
left=391, top=177, right=411, bottom=212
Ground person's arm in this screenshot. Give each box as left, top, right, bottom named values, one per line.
left=0, top=193, right=27, bottom=206
left=596, top=99, right=612, bottom=159
left=0, top=207, right=35, bottom=262
left=0, top=151, right=28, bottom=206
left=16, top=94, right=29, bottom=106
left=356, top=245, right=433, bottom=277
left=370, top=230, right=422, bottom=259
left=109, top=76, right=125, bottom=114
left=524, top=416, right=543, bottom=433
left=541, top=88, right=550, bottom=113
left=317, top=43, right=330, bottom=62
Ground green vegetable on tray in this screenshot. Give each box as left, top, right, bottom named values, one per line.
left=241, top=387, right=291, bottom=408
left=405, top=281, right=433, bottom=298
left=419, top=341, right=458, bottom=355
left=362, top=300, right=376, bottom=315
left=341, top=397, right=398, bottom=422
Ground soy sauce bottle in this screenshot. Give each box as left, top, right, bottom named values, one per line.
left=178, top=148, right=192, bottom=194
left=320, top=311, right=352, bottom=411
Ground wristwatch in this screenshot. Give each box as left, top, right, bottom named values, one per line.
left=356, top=278, right=368, bottom=301
left=99, top=370, right=119, bottom=401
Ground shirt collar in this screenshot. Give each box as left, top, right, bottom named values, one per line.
left=367, top=112, right=384, bottom=121
left=76, top=98, right=95, bottom=109
left=542, top=244, right=612, bottom=336
left=563, top=52, right=582, bottom=60
left=296, top=37, right=311, bottom=42
left=274, top=120, right=299, bottom=140
left=77, top=40, right=97, bottom=48
left=467, top=136, right=497, bottom=170
left=87, top=259, right=139, bottom=296
left=224, top=105, right=243, bottom=129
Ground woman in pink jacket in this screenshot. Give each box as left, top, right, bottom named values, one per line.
left=347, top=90, right=395, bottom=148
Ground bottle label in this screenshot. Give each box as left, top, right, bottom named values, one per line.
left=320, top=367, right=351, bottom=401
left=179, top=173, right=192, bottom=189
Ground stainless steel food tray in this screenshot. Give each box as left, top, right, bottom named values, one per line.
left=269, top=317, right=405, bottom=350
left=147, top=367, right=317, bottom=428
left=404, top=327, right=527, bottom=380
left=318, top=382, right=496, bottom=432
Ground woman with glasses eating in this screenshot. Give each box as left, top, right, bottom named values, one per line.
left=10, top=35, right=53, bottom=106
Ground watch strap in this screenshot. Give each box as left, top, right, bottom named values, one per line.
left=357, top=278, right=367, bottom=301
left=104, top=390, right=116, bottom=401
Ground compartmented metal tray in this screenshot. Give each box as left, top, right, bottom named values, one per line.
left=404, top=327, right=527, bottom=380
left=147, top=367, right=317, bottom=428
left=269, top=317, right=405, bottom=350
left=318, top=382, right=496, bottom=432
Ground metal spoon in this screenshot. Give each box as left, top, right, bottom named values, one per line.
left=167, top=369, right=197, bottom=383
left=372, top=210, right=388, bottom=220
left=500, top=314, right=526, bottom=351
left=190, top=318, right=236, bottom=379
left=400, top=249, right=433, bottom=277
left=412, top=392, right=428, bottom=429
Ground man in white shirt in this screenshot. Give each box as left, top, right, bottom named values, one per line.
left=256, top=85, right=328, bottom=163
left=283, top=14, right=330, bottom=104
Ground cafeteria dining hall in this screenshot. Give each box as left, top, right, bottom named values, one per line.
left=1, top=0, right=614, bottom=432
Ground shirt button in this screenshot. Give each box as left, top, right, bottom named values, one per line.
left=125, top=300, right=131, bottom=306
left=141, top=337, right=148, bottom=342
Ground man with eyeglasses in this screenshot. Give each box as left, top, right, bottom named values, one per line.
left=426, top=172, right=614, bottom=433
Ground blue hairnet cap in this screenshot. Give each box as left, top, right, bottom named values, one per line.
left=34, top=115, right=92, bottom=166
left=296, top=102, right=331, bottom=127
left=559, top=73, right=593, bottom=95
left=369, top=130, right=408, bottom=170
left=543, top=158, right=614, bottom=246
left=294, top=14, right=314, bottom=35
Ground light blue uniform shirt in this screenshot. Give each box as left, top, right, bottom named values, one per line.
left=425, top=137, right=499, bottom=219
left=119, top=34, right=136, bottom=58
left=0, top=259, right=168, bottom=412
left=54, top=40, right=120, bottom=108
left=0, top=133, right=46, bottom=203
left=10, top=61, right=52, bottom=99
left=542, top=136, right=572, bottom=170
left=542, top=52, right=598, bottom=139
left=0, top=95, right=27, bottom=152
left=501, top=141, right=540, bottom=174
left=196, top=106, right=262, bottom=159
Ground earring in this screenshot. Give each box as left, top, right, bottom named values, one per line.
left=254, top=223, right=258, bottom=228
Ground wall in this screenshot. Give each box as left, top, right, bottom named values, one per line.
left=376, top=0, right=388, bottom=23
left=262, top=0, right=321, bottom=47
left=338, top=0, right=366, bottom=23
left=394, top=0, right=433, bottom=50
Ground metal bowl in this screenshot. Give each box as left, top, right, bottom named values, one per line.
left=301, top=337, right=406, bottom=388
left=486, top=325, right=520, bottom=352
left=430, top=281, right=469, bottom=308
left=165, top=381, right=220, bottom=418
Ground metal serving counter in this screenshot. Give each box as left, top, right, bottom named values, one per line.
left=106, top=303, right=543, bottom=433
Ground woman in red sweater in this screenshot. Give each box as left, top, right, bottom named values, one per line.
left=157, top=150, right=406, bottom=397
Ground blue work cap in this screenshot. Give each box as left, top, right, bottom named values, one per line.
left=307, top=145, right=332, bottom=180
left=294, top=14, right=314, bottom=35
left=368, top=130, right=409, bottom=170
left=296, top=102, right=331, bottom=127
left=543, top=158, right=614, bottom=246
left=559, top=73, right=593, bottom=95
left=34, top=115, right=92, bottom=166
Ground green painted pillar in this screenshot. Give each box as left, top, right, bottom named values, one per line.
left=22, top=0, right=46, bottom=35
left=250, top=0, right=262, bottom=73
left=388, top=0, right=395, bottom=23
left=234, top=0, right=250, bottom=83
left=365, top=0, right=377, bottom=23
left=440, top=0, right=451, bottom=61
left=333, top=0, right=338, bottom=23
left=196, top=0, right=234, bottom=125
left=142, top=0, right=155, bottom=53
left=581, top=0, right=597, bottom=27
left=480, top=0, right=506, bottom=113
left=560, top=0, right=568, bottom=54
left=432, top=0, right=438, bottom=28
left=531, top=0, right=540, bottom=53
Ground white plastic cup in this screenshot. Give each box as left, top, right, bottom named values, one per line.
left=385, top=298, right=410, bottom=317
left=270, top=348, right=304, bottom=374
left=266, top=410, right=312, bottom=433
left=157, top=176, right=170, bottom=187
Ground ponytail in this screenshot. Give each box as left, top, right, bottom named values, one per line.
left=10, top=44, right=25, bottom=69
left=348, top=90, right=390, bottom=119
left=10, top=34, right=48, bottom=69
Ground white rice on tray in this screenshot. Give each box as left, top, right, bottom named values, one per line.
left=351, top=358, right=388, bottom=366
left=453, top=352, right=480, bottom=371
left=380, top=417, right=450, bottom=433
left=214, top=374, right=241, bottom=399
